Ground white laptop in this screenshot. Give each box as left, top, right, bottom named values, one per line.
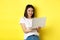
left=31, top=17, right=46, bottom=29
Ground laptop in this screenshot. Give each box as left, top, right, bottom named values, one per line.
left=31, top=17, right=46, bottom=28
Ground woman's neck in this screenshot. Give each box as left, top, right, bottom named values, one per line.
left=28, top=17, right=31, bottom=19
left=28, top=16, right=32, bottom=19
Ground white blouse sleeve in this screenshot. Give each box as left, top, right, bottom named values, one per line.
left=19, top=17, right=25, bottom=24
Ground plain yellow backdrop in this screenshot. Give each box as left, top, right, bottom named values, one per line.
left=0, top=0, right=60, bottom=40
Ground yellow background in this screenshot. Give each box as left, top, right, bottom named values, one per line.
left=0, top=0, right=60, bottom=40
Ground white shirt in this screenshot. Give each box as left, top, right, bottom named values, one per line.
left=19, top=17, right=39, bottom=39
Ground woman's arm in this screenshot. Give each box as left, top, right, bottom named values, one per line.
left=20, top=23, right=32, bottom=33
left=30, top=27, right=41, bottom=32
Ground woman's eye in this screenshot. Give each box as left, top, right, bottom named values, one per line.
left=28, top=10, right=30, bottom=12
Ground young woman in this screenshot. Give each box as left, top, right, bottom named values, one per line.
left=19, top=4, right=41, bottom=40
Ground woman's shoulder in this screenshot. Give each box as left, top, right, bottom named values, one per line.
left=20, top=17, right=25, bottom=21
left=19, top=17, right=25, bottom=23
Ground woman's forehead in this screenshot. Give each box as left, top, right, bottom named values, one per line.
left=27, top=8, right=33, bottom=10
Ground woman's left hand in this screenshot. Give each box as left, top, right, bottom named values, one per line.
left=36, top=26, right=41, bottom=32
left=36, top=26, right=41, bottom=29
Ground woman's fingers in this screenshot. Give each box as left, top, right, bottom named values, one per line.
left=37, top=26, right=41, bottom=29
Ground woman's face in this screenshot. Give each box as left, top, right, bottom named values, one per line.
left=27, top=7, right=33, bottom=18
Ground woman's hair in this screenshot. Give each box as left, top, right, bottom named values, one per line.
left=24, top=4, right=35, bottom=18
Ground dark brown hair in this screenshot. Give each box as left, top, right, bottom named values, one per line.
left=24, top=4, right=35, bottom=18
